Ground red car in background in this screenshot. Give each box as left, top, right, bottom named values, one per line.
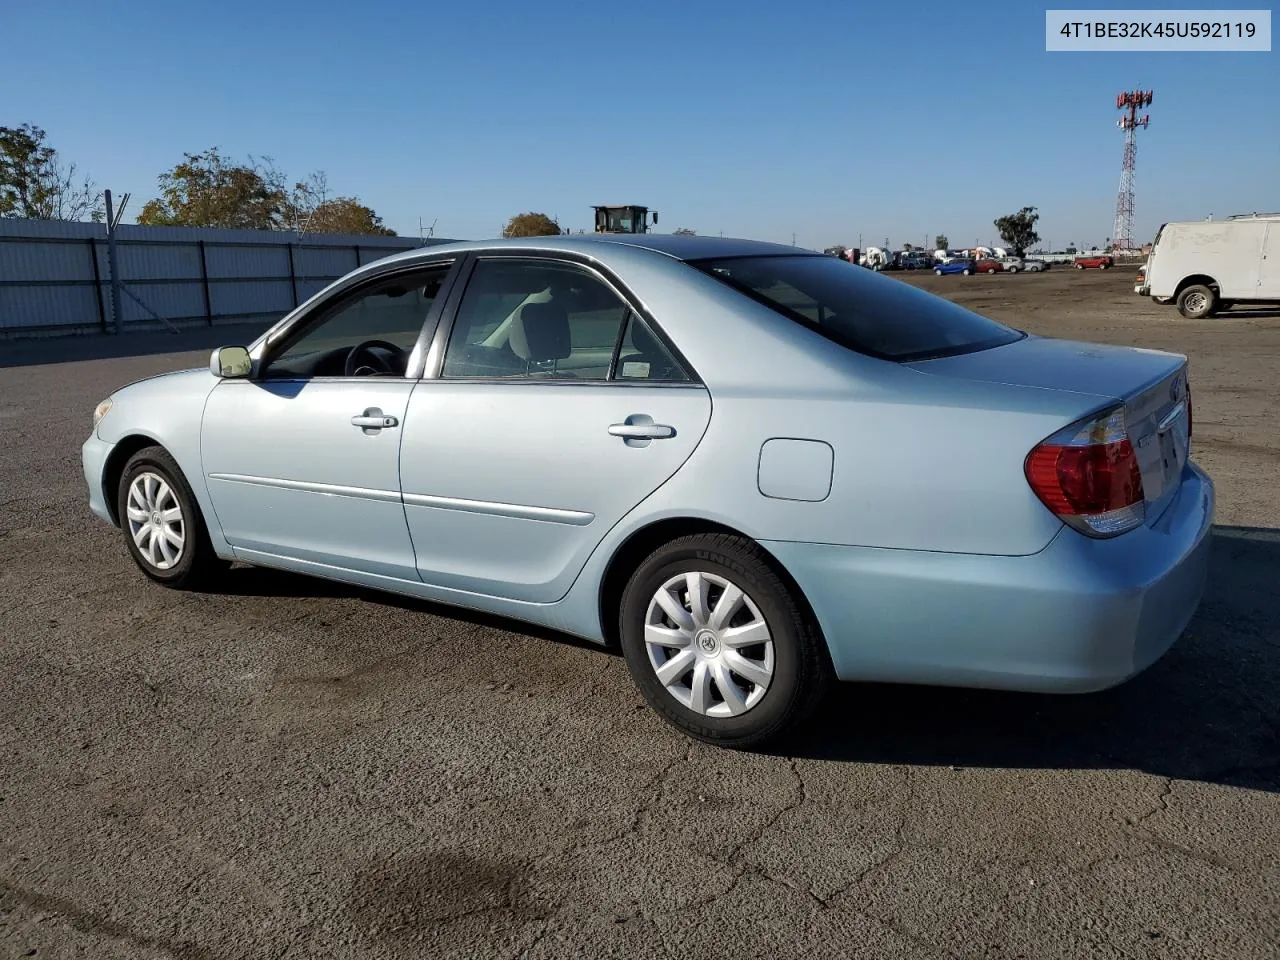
left=1074, top=254, right=1114, bottom=270
left=974, top=258, right=1005, bottom=274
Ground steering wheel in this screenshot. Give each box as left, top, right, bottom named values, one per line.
left=344, top=339, right=406, bottom=377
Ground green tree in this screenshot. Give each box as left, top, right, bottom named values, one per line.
left=0, top=123, right=103, bottom=221
left=285, top=171, right=395, bottom=235
left=305, top=198, right=396, bottom=236
left=934, top=234, right=948, bottom=250
left=672, top=226, right=696, bottom=236
left=137, top=147, right=287, bottom=229
left=993, top=206, right=1041, bottom=256
left=503, top=212, right=561, bottom=237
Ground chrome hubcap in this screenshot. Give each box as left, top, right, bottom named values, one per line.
left=1185, top=291, right=1207, bottom=313
left=644, top=571, right=775, bottom=718
left=126, top=471, right=185, bottom=570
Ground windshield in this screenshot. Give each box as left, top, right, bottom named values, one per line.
left=691, top=254, right=1024, bottom=362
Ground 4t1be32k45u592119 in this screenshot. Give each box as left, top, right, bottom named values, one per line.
left=82, top=233, right=1214, bottom=748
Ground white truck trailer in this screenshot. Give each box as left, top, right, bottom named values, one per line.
left=1138, top=213, right=1280, bottom=318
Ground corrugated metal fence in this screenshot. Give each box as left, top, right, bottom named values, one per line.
left=0, top=219, right=454, bottom=337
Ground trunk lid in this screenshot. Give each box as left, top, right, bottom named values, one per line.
left=907, top=334, right=1191, bottom=524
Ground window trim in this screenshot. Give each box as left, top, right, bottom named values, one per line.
left=420, top=251, right=702, bottom=386
left=251, top=257, right=463, bottom=382
left=687, top=253, right=1026, bottom=364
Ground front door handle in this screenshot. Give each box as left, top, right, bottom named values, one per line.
left=609, top=422, right=675, bottom=439
left=351, top=407, right=398, bottom=433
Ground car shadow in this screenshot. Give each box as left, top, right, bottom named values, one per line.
left=1218, top=307, right=1280, bottom=320
left=213, top=526, right=1278, bottom=792
left=213, top=564, right=614, bottom=657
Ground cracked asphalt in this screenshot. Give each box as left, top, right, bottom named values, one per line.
left=2, top=269, right=1278, bottom=959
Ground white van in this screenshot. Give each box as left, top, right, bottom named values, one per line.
left=1139, top=213, right=1280, bottom=318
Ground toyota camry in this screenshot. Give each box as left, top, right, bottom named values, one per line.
left=82, top=234, right=1213, bottom=748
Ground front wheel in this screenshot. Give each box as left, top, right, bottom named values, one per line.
left=1176, top=284, right=1217, bottom=319
left=934, top=268, right=943, bottom=276
left=117, top=445, right=228, bottom=589
left=986, top=267, right=997, bottom=274
left=1007, top=266, right=1018, bottom=273
left=962, top=268, right=972, bottom=275
left=619, top=534, right=832, bottom=749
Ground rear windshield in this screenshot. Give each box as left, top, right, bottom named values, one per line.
left=690, top=254, right=1024, bottom=362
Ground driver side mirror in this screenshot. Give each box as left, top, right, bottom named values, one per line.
left=210, top=345, right=252, bottom=379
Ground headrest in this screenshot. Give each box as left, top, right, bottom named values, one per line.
left=510, top=301, right=571, bottom=362
left=627, top=316, right=662, bottom=357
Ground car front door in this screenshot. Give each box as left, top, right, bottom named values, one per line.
left=200, top=258, right=460, bottom=580
left=398, top=254, right=712, bottom=603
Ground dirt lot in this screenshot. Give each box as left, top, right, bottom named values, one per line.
left=2, top=268, right=1278, bottom=959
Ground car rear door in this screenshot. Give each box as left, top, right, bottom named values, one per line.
left=398, top=254, right=711, bottom=603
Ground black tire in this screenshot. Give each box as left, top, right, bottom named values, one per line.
left=1007, top=266, right=1019, bottom=273
left=962, top=268, right=972, bottom=275
left=116, top=445, right=228, bottom=590
left=1176, top=283, right=1216, bottom=319
left=1075, top=263, right=1084, bottom=269
left=934, top=268, right=943, bottom=276
left=618, top=533, right=832, bottom=749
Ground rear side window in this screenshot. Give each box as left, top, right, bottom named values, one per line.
left=691, top=254, right=1024, bottom=362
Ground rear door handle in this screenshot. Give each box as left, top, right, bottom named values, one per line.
left=351, top=407, right=398, bottom=431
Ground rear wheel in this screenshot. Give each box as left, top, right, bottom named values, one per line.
left=986, top=267, right=997, bottom=274
left=1176, top=284, right=1217, bottom=319
left=962, top=268, right=972, bottom=275
left=1075, top=263, right=1084, bottom=269
left=117, top=445, right=228, bottom=589
left=1007, top=266, right=1019, bottom=273
left=934, top=268, right=943, bottom=276
left=619, top=534, right=831, bottom=749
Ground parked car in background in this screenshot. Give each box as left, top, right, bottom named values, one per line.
left=934, top=258, right=975, bottom=275
left=81, top=233, right=1213, bottom=749
left=1137, top=214, right=1280, bottom=318
left=1074, top=254, right=1114, bottom=270
left=1022, top=258, right=1050, bottom=272
left=975, top=258, right=1006, bottom=274
left=998, top=256, right=1025, bottom=273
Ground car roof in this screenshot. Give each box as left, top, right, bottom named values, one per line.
left=381, top=232, right=812, bottom=264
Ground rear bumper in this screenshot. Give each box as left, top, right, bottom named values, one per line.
left=763, top=462, right=1215, bottom=693
left=82, top=433, right=115, bottom=525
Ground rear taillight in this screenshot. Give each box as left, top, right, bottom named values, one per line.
left=1025, top=406, right=1145, bottom=538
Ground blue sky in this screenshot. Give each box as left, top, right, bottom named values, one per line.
left=4, top=0, right=1275, bottom=249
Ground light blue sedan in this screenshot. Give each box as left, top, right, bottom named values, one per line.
left=82, top=234, right=1213, bottom=748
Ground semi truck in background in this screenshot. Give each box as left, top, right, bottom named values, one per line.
left=1136, top=213, right=1280, bottom=318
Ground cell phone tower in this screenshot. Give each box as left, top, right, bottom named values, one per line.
left=1112, top=89, right=1153, bottom=251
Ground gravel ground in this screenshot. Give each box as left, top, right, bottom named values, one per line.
left=2, top=268, right=1277, bottom=959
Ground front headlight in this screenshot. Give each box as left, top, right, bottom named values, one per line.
left=92, top=397, right=113, bottom=430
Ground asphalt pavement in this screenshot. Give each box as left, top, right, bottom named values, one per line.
left=1, top=300, right=1277, bottom=959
